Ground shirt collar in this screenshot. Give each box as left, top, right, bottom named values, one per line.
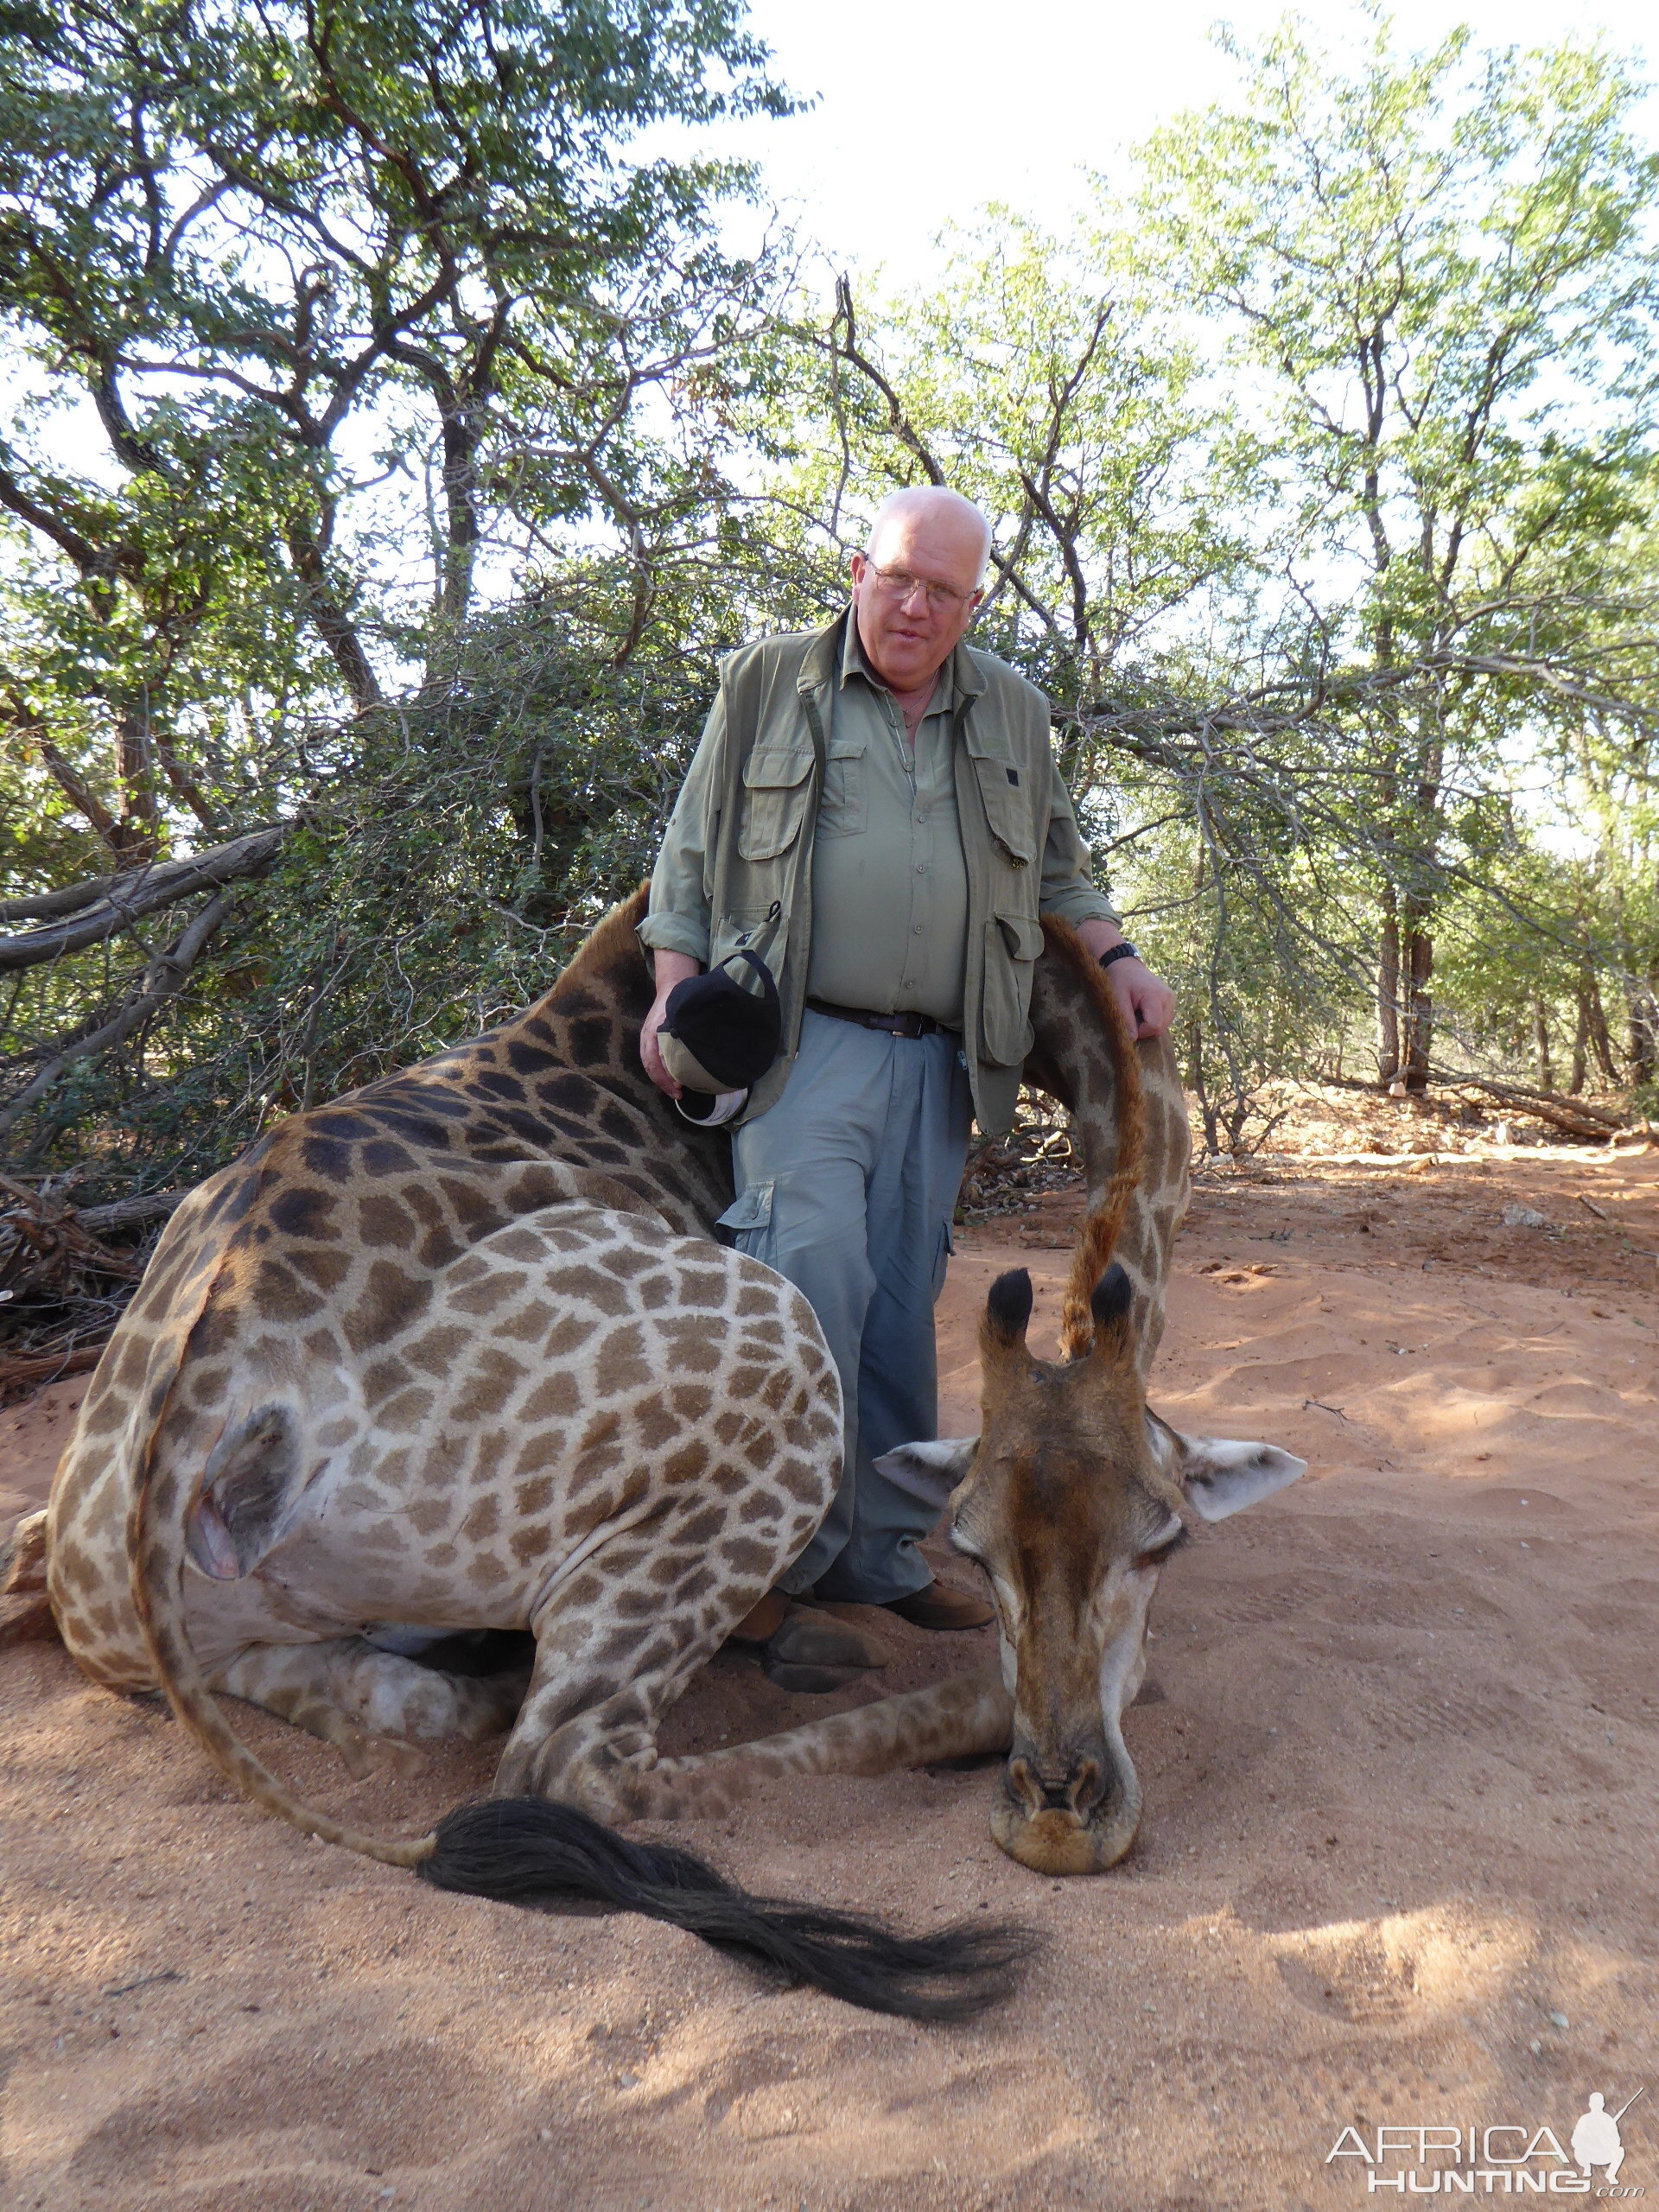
left=840, top=603, right=953, bottom=715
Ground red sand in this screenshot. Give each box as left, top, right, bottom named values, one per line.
left=2, top=1141, right=1656, bottom=2209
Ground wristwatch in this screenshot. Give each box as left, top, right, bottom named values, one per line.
left=1097, top=942, right=1140, bottom=971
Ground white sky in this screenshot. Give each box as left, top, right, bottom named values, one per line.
left=692, top=1, right=1656, bottom=284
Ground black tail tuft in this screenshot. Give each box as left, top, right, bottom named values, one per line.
left=417, top=1797, right=1039, bottom=2021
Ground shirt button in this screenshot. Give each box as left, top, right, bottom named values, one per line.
left=913, top=924, right=924, bottom=935
left=915, top=861, right=926, bottom=874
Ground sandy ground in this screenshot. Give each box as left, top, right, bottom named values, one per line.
left=2, top=1136, right=1656, bottom=2210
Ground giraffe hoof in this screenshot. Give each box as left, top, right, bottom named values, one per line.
left=757, top=1605, right=888, bottom=1691
left=759, top=1654, right=874, bottom=1694
left=338, top=1730, right=428, bottom=1783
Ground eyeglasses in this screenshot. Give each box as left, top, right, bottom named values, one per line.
left=863, top=561, right=981, bottom=615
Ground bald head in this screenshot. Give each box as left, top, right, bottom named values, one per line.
left=867, top=486, right=992, bottom=582
left=851, top=486, right=990, bottom=696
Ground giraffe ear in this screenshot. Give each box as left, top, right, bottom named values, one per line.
left=982, top=1269, right=1033, bottom=1353
left=1150, top=1418, right=1306, bottom=1522
left=873, top=1437, right=979, bottom=1511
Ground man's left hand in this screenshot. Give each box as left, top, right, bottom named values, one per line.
left=1104, top=957, right=1175, bottom=1041
left=1074, top=918, right=1175, bottom=1039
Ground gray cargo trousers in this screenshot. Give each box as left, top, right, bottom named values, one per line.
left=717, top=1007, right=974, bottom=1605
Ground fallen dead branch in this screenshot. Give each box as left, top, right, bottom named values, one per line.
left=0, top=1338, right=106, bottom=1393
left=0, top=885, right=245, bottom=1141
left=0, top=1179, right=181, bottom=1400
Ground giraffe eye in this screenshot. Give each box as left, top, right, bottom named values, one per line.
left=1136, top=1522, right=1189, bottom=1568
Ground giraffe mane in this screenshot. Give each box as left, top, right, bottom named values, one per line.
left=1038, top=916, right=1147, bottom=1360
left=549, top=882, right=652, bottom=1003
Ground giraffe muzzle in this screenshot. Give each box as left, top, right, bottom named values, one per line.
left=993, top=1742, right=1141, bottom=1875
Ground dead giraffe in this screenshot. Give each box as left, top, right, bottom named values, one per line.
left=4, top=892, right=1301, bottom=2010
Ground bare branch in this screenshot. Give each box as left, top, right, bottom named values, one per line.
left=0, top=825, right=286, bottom=973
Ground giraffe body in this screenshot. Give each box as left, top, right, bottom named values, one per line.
left=19, top=890, right=1295, bottom=1997
left=45, top=898, right=842, bottom=1814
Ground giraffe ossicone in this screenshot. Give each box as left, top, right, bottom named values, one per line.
left=15, top=890, right=1303, bottom=2011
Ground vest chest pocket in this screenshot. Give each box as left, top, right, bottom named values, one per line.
left=738, top=747, right=815, bottom=861
left=965, top=741, right=1037, bottom=874
left=981, top=909, right=1046, bottom=1066
left=817, top=731, right=868, bottom=838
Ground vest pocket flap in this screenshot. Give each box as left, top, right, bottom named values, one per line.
left=981, top=912, right=1042, bottom=1066
left=969, top=752, right=1035, bottom=865
left=742, top=747, right=814, bottom=788
left=738, top=748, right=813, bottom=861
left=994, top=911, right=1046, bottom=963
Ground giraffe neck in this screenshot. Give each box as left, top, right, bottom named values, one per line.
left=385, top=886, right=734, bottom=1237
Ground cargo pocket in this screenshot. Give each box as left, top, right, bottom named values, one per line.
left=738, top=747, right=814, bottom=861
left=715, top=1179, right=774, bottom=1261
left=817, top=731, right=868, bottom=838
left=964, top=730, right=1036, bottom=875
left=981, top=910, right=1046, bottom=1065
left=709, top=900, right=788, bottom=989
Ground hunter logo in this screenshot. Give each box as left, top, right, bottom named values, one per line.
left=1326, top=2088, right=1646, bottom=2196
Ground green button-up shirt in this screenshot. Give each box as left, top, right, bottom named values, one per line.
left=805, top=618, right=971, bottom=1024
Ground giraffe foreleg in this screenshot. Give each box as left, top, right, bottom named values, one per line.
left=213, top=1637, right=531, bottom=1781
left=492, top=1441, right=830, bottom=1816
left=612, top=1667, right=1014, bottom=1821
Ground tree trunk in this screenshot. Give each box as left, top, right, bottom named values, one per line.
left=1376, top=889, right=1401, bottom=1087
left=1568, top=987, right=1589, bottom=1096
left=112, top=701, right=161, bottom=857
left=1533, top=995, right=1553, bottom=1094
left=1402, top=918, right=1433, bottom=1095
left=1586, top=969, right=1618, bottom=1082
left=1185, top=1014, right=1221, bottom=1159
left=287, top=517, right=382, bottom=715
left=1630, top=974, right=1658, bottom=1090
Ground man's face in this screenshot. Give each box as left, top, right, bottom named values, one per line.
left=850, top=506, right=985, bottom=693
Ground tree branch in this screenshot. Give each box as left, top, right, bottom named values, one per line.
left=0, top=887, right=245, bottom=1141
left=0, top=825, right=286, bottom=972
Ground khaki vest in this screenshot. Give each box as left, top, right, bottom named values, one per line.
left=699, top=612, right=1055, bottom=1139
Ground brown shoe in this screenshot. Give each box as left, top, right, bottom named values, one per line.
left=725, top=1588, right=790, bottom=1644
left=883, top=1581, right=995, bottom=1631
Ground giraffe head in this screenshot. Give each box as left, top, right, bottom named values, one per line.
left=880, top=1262, right=1303, bottom=1876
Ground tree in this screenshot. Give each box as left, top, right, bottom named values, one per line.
left=1142, top=20, right=1659, bottom=1090
left=0, top=0, right=790, bottom=868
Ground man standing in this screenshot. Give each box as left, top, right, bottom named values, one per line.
left=640, top=487, right=1173, bottom=1648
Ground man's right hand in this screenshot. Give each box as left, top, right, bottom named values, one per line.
left=640, top=950, right=700, bottom=1097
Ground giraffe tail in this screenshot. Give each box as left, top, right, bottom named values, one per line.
left=417, top=1797, right=1039, bottom=2022
left=1043, top=915, right=1147, bottom=1358
left=127, top=1402, right=437, bottom=1867
left=129, top=1411, right=1036, bottom=2018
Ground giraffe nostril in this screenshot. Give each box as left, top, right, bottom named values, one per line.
left=1008, top=1755, right=1106, bottom=1821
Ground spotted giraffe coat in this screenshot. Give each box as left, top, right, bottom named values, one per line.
left=35, top=889, right=1187, bottom=1822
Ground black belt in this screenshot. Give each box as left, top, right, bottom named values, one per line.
left=805, top=998, right=958, bottom=1040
